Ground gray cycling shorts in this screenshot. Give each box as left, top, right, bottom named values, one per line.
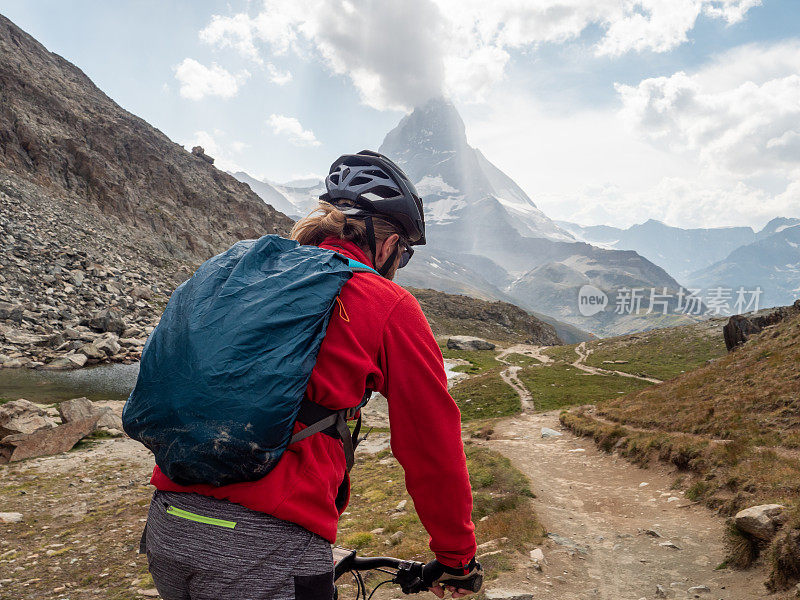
left=144, top=490, right=334, bottom=600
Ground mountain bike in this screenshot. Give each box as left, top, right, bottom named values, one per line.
left=333, top=546, right=483, bottom=599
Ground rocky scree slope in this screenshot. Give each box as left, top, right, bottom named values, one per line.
left=407, top=287, right=562, bottom=345
left=0, top=15, right=294, bottom=369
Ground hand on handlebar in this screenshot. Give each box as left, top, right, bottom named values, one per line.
left=422, top=558, right=483, bottom=597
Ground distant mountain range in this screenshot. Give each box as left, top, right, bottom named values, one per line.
left=236, top=98, right=690, bottom=337
left=559, top=217, right=800, bottom=308
left=232, top=103, right=799, bottom=336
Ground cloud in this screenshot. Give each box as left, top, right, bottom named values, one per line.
left=616, top=41, right=800, bottom=177
left=174, top=58, right=248, bottom=100
left=198, top=1, right=760, bottom=110
left=267, top=114, right=321, bottom=147
left=266, top=63, right=292, bottom=85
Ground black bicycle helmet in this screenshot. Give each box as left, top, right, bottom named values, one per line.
left=321, top=150, right=426, bottom=246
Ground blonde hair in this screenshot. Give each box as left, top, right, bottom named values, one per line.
left=290, top=202, right=401, bottom=255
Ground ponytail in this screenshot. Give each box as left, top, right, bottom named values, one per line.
left=291, top=202, right=399, bottom=255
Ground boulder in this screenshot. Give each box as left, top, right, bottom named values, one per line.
left=541, top=427, right=563, bottom=438
left=0, top=399, right=57, bottom=437
left=84, top=308, right=126, bottom=335
left=446, top=336, right=496, bottom=351
left=94, top=333, right=121, bottom=356
left=58, top=397, right=98, bottom=423
left=58, top=397, right=122, bottom=432
left=734, top=504, right=787, bottom=541
left=0, top=414, right=100, bottom=463
left=191, top=146, right=215, bottom=164
left=42, top=353, right=88, bottom=370
left=78, top=342, right=105, bottom=360
left=724, top=301, right=800, bottom=351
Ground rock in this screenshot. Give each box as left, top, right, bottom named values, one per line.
left=0, top=399, right=57, bottom=437
left=446, top=336, right=496, bottom=351
left=687, top=585, right=711, bottom=594
left=78, top=342, right=105, bottom=360
left=0, top=512, right=23, bottom=523
left=136, top=589, right=160, bottom=597
left=84, top=308, right=126, bottom=335
left=2, top=328, right=46, bottom=346
left=69, top=269, right=84, bottom=287
left=723, top=303, right=800, bottom=351
left=369, top=528, right=384, bottom=535
left=58, top=397, right=97, bottom=422
left=191, top=146, right=215, bottom=164
left=734, top=504, right=787, bottom=541
left=59, top=397, right=121, bottom=431
left=644, top=528, right=662, bottom=538
left=485, top=590, right=533, bottom=600
left=94, top=333, right=121, bottom=356
left=395, top=499, right=407, bottom=512
left=655, top=584, right=668, bottom=598
left=529, top=548, right=546, bottom=565
left=659, top=541, right=681, bottom=550
left=42, top=354, right=88, bottom=370
left=0, top=415, right=100, bottom=463
left=541, top=427, right=562, bottom=438
left=130, top=285, right=153, bottom=300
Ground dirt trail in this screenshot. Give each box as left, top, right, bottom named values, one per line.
left=482, top=411, right=773, bottom=599
left=495, top=344, right=554, bottom=412
left=573, top=342, right=663, bottom=384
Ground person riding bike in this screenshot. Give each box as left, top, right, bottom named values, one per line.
left=141, top=150, right=481, bottom=599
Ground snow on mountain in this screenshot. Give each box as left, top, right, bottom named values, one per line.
left=379, top=97, right=572, bottom=243
left=383, top=98, right=690, bottom=336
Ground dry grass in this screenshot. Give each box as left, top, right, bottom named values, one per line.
left=594, top=315, right=800, bottom=448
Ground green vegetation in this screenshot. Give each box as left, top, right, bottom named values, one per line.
left=584, top=322, right=727, bottom=381
left=518, top=364, right=652, bottom=412
left=502, top=353, right=540, bottom=367
left=543, top=344, right=579, bottom=364
left=0, top=397, right=10, bottom=405
left=341, top=444, right=544, bottom=583
left=439, top=344, right=502, bottom=374
left=449, top=368, right=521, bottom=420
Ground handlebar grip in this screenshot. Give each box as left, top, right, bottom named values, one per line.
left=437, top=571, right=483, bottom=593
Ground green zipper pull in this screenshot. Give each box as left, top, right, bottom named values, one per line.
left=166, top=505, right=237, bottom=529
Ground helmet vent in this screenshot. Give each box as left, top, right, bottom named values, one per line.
left=330, top=174, right=340, bottom=184
left=367, top=185, right=400, bottom=199
left=350, top=176, right=371, bottom=186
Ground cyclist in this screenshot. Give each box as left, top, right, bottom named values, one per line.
left=143, top=150, right=480, bottom=599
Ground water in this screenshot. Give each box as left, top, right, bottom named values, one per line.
left=0, top=358, right=463, bottom=405
left=0, top=363, right=139, bottom=404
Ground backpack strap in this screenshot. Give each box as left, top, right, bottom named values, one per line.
left=345, top=258, right=380, bottom=276
left=291, top=389, right=373, bottom=472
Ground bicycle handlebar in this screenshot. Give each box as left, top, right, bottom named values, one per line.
left=333, top=547, right=483, bottom=594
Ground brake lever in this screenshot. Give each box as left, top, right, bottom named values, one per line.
left=393, top=560, right=427, bottom=594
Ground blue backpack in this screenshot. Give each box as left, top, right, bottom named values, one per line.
left=122, top=235, right=377, bottom=487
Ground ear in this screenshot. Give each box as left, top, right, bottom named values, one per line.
left=376, top=233, right=400, bottom=267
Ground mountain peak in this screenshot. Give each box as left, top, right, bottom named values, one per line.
left=379, top=96, right=467, bottom=167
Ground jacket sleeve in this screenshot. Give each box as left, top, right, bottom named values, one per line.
left=379, top=293, right=476, bottom=568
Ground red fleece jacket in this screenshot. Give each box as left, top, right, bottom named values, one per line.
left=150, top=238, right=477, bottom=568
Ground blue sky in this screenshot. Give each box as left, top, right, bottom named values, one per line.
left=2, top=1, right=799, bottom=229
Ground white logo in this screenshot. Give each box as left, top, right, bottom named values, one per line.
left=578, top=285, right=608, bottom=316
